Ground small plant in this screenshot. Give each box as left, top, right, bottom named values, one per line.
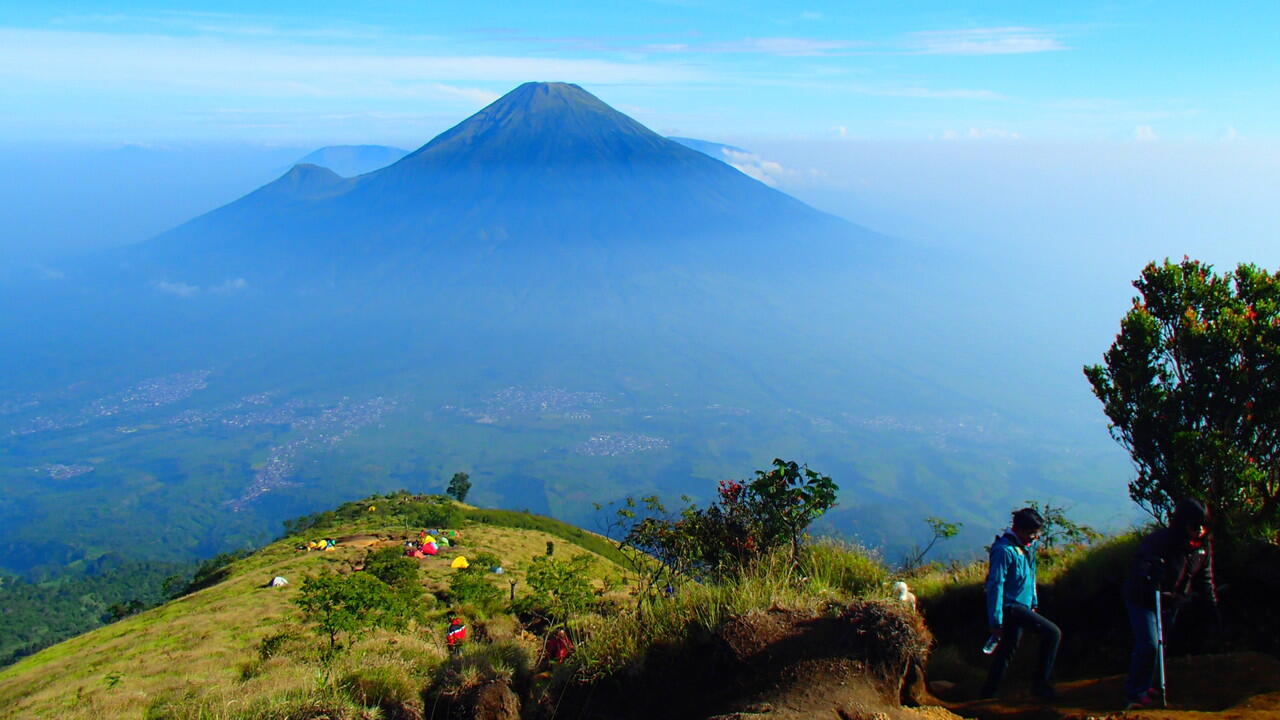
left=104, top=671, right=123, bottom=689
left=901, top=516, right=962, bottom=570
left=1023, top=500, right=1103, bottom=550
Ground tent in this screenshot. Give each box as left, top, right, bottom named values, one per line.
left=423, top=535, right=436, bottom=545
left=437, top=537, right=451, bottom=547
left=451, top=556, right=470, bottom=569
left=491, top=566, right=504, bottom=574
left=423, top=543, right=439, bottom=555
left=270, top=576, right=289, bottom=587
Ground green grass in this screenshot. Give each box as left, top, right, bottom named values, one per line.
left=0, top=500, right=627, bottom=720
left=462, top=507, right=627, bottom=566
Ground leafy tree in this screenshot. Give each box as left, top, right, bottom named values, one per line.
left=513, top=554, right=595, bottom=623
left=902, top=516, right=962, bottom=570
left=446, top=472, right=472, bottom=503
left=294, top=572, right=410, bottom=656
left=1022, top=500, right=1102, bottom=550
left=1085, top=258, right=1280, bottom=538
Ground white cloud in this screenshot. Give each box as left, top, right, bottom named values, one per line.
left=720, top=148, right=798, bottom=187
left=800, top=11, right=824, bottom=21
left=0, top=28, right=709, bottom=102
left=905, top=27, right=1066, bottom=55
left=155, top=280, right=199, bottom=297
left=1134, top=125, right=1158, bottom=142
left=833, top=125, right=848, bottom=138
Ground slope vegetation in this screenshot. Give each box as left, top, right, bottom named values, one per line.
left=0, top=496, right=622, bottom=720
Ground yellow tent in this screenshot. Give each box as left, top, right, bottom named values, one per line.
left=451, top=556, right=470, bottom=569
left=368, top=505, right=377, bottom=512
left=423, top=535, right=436, bottom=545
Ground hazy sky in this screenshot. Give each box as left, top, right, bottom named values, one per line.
left=2, top=1, right=1277, bottom=144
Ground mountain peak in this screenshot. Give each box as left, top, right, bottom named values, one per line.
left=397, top=81, right=664, bottom=167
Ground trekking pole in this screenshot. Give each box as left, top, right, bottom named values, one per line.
left=1155, top=589, right=1168, bottom=708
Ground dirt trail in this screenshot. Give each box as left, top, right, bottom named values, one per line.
left=939, top=652, right=1280, bottom=720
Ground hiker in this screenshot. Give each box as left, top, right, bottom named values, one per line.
left=445, top=617, right=468, bottom=655
left=981, top=508, right=1060, bottom=701
left=1122, top=497, right=1219, bottom=709
left=545, top=628, right=575, bottom=663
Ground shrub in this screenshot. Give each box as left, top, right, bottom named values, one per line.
left=512, top=554, right=595, bottom=623
left=448, top=567, right=505, bottom=611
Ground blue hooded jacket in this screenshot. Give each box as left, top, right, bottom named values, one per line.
left=985, top=529, right=1039, bottom=629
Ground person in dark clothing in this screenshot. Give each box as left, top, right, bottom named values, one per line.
left=981, top=507, right=1060, bottom=701
left=1123, top=497, right=1218, bottom=709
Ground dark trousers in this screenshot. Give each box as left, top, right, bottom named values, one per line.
left=981, top=604, right=1061, bottom=697
left=1124, top=598, right=1159, bottom=701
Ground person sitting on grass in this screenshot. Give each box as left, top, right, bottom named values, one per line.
left=981, top=507, right=1060, bottom=701
left=1123, top=497, right=1219, bottom=710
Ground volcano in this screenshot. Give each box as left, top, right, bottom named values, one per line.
left=128, top=82, right=878, bottom=287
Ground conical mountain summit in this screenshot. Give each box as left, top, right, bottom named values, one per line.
left=132, top=82, right=878, bottom=287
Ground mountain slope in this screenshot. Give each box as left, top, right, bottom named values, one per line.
left=127, top=82, right=875, bottom=286
left=0, top=496, right=625, bottom=720
left=294, top=145, right=409, bottom=177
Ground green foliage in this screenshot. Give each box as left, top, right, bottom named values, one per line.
left=446, top=472, right=472, bottom=503
left=447, top=566, right=505, bottom=611
left=1023, top=499, right=1103, bottom=550
left=1085, top=258, right=1280, bottom=539
left=513, top=554, right=595, bottom=623
left=281, top=491, right=461, bottom=537
left=901, top=516, right=962, bottom=570
left=0, top=560, right=183, bottom=667
left=403, top=496, right=464, bottom=530
left=615, top=458, right=839, bottom=583
left=462, top=507, right=627, bottom=565
left=294, top=572, right=412, bottom=656
left=362, top=547, right=420, bottom=591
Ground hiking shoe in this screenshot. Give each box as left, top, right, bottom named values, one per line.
left=1124, top=691, right=1155, bottom=710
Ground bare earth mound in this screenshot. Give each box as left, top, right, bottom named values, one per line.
left=556, top=602, right=963, bottom=720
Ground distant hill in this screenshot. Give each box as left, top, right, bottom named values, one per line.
left=293, top=144, right=410, bottom=177
left=128, top=82, right=874, bottom=288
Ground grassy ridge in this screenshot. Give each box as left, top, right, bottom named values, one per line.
left=461, top=507, right=627, bottom=567
left=0, top=501, right=626, bottom=720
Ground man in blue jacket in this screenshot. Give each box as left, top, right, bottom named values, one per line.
left=981, top=507, right=1060, bottom=700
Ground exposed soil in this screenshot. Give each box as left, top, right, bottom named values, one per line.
left=937, top=652, right=1280, bottom=720
left=543, top=602, right=963, bottom=720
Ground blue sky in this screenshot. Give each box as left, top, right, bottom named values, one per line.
left=2, top=1, right=1277, bottom=144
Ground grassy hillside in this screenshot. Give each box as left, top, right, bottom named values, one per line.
left=0, top=495, right=625, bottom=720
